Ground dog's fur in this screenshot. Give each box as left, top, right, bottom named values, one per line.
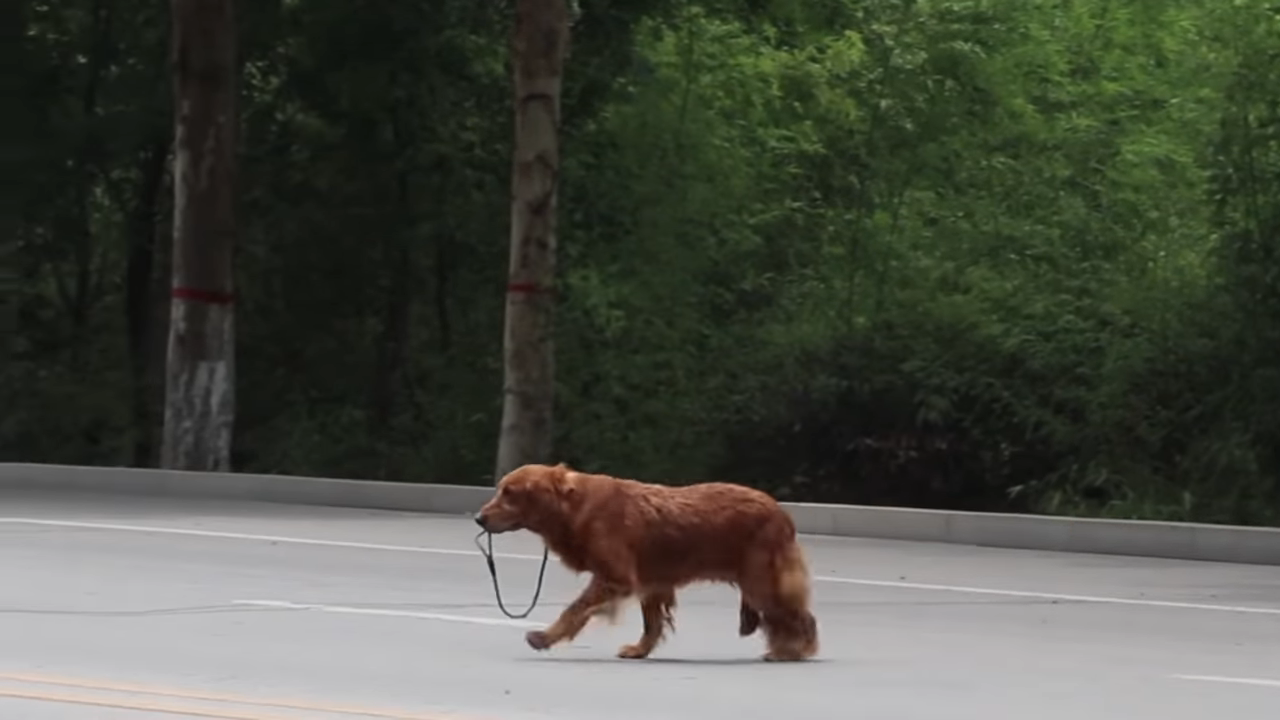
left=475, top=463, right=819, bottom=661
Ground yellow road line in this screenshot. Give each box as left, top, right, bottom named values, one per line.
left=0, top=687, right=301, bottom=719
left=0, top=672, right=478, bottom=720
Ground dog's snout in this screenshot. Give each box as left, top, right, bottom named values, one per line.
left=474, top=513, right=489, bottom=530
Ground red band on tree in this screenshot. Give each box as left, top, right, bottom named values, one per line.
left=172, top=287, right=235, bottom=305
left=507, top=282, right=548, bottom=294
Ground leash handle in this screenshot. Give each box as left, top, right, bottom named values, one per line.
left=475, top=529, right=549, bottom=619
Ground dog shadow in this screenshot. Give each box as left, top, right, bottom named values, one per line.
left=517, top=655, right=831, bottom=666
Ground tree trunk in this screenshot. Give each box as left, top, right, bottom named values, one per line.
left=125, top=137, right=170, bottom=468
left=56, top=0, right=114, bottom=342
left=368, top=223, right=412, bottom=477
left=494, top=0, right=571, bottom=482
left=160, top=0, right=237, bottom=471
left=0, top=2, right=25, bottom=281
left=367, top=94, right=417, bottom=479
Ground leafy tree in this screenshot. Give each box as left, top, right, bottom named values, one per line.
left=495, top=0, right=574, bottom=480
left=162, top=0, right=239, bottom=470
left=7, top=0, right=1280, bottom=525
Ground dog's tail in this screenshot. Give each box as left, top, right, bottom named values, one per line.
left=751, top=511, right=812, bottom=610
left=762, top=521, right=819, bottom=658
left=773, top=537, right=812, bottom=612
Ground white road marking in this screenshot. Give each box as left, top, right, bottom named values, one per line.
left=232, top=599, right=542, bottom=628
left=5, top=517, right=1279, bottom=617
left=1173, top=674, right=1280, bottom=689
left=815, top=576, right=1280, bottom=615
left=0, top=517, right=543, bottom=560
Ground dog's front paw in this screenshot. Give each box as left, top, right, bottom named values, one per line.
left=616, top=643, right=651, bottom=660
left=525, top=630, right=552, bottom=651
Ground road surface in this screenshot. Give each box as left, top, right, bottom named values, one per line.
left=0, top=488, right=1277, bottom=719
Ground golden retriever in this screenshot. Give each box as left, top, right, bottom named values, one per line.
left=474, top=463, right=819, bottom=661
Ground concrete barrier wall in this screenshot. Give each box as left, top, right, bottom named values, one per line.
left=2, top=462, right=1278, bottom=565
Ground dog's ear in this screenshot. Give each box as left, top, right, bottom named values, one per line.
left=553, top=466, right=578, bottom=500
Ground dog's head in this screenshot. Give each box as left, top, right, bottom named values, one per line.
left=474, top=462, right=577, bottom=534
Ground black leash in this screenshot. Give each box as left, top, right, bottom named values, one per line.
left=474, top=529, right=550, bottom=619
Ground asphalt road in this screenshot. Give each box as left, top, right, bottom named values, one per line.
left=1, top=489, right=1277, bottom=720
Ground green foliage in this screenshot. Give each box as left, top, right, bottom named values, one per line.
left=8, top=0, right=1280, bottom=525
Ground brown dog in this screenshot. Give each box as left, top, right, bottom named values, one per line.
left=474, top=463, right=819, bottom=661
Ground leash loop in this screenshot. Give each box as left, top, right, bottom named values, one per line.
left=474, top=529, right=549, bottom=619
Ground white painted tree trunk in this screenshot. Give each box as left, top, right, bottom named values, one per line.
left=161, top=0, right=237, bottom=471
left=494, top=0, right=571, bottom=482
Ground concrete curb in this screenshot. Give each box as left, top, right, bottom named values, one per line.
left=783, top=501, right=1280, bottom=566
left=2, top=463, right=1278, bottom=566
left=0, top=463, right=491, bottom=516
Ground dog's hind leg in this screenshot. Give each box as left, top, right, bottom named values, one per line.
left=738, top=597, right=761, bottom=637
left=618, top=589, right=676, bottom=659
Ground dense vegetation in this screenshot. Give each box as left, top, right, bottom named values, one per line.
left=9, top=0, right=1280, bottom=526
